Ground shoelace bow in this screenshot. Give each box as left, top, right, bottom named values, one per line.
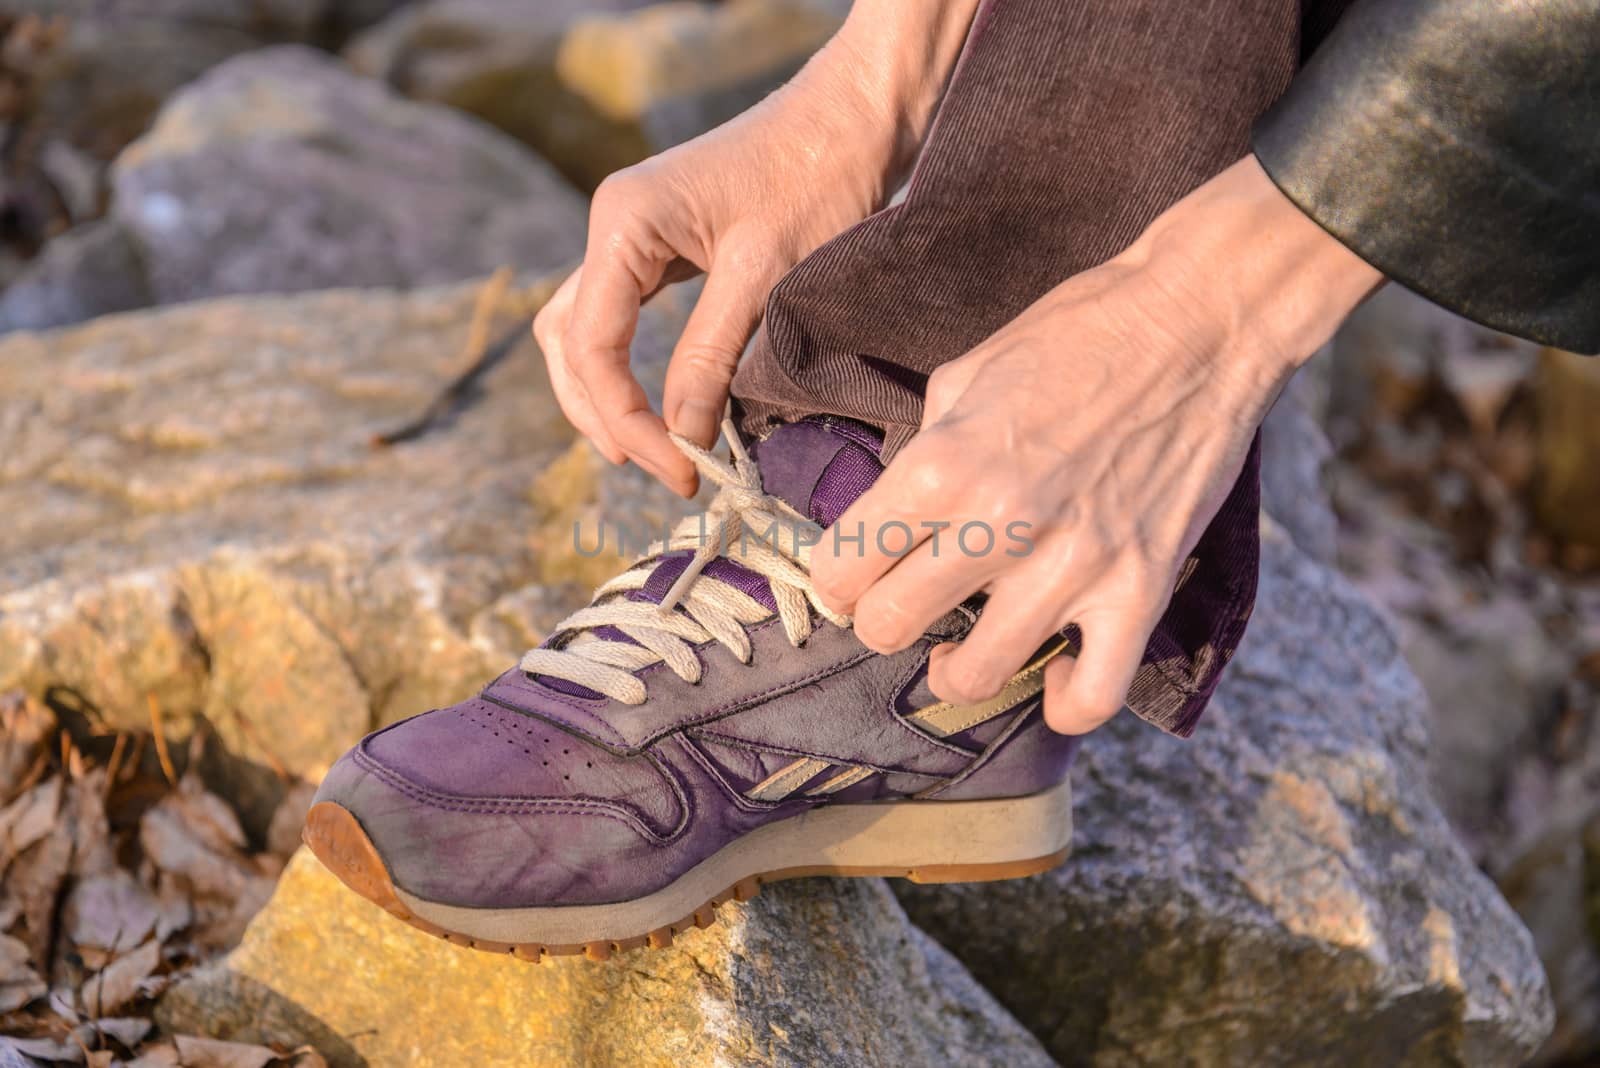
left=518, top=419, right=851, bottom=705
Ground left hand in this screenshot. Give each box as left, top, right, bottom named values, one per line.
left=809, top=157, right=1382, bottom=735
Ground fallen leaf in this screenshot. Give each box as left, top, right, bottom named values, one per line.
left=153, top=872, right=194, bottom=942
left=81, top=1015, right=152, bottom=1050
left=124, top=1044, right=181, bottom=1068
left=0, top=1033, right=80, bottom=1063
left=3, top=822, right=72, bottom=964
left=172, top=777, right=250, bottom=854
left=62, top=770, right=115, bottom=879
left=140, top=800, right=253, bottom=901
left=63, top=870, right=160, bottom=961
left=83, top=938, right=160, bottom=1016
left=0, top=694, right=53, bottom=807
left=172, top=1035, right=280, bottom=1068
left=0, top=776, right=62, bottom=860
left=0, top=932, right=45, bottom=1012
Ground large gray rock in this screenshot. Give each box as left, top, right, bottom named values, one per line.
left=157, top=848, right=1058, bottom=1068
left=0, top=220, right=151, bottom=333
left=346, top=0, right=846, bottom=190
left=8, top=1, right=408, bottom=45
left=0, top=273, right=691, bottom=833
left=1, top=47, right=588, bottom=332
left=897, top=518, right=1553, bottom=1066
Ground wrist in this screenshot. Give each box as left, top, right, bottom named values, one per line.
left=1125, top=156, right=1384, bottom=387
left=823, top=0, right=981, bottom=181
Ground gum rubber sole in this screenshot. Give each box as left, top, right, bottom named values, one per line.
left=303, top=785, right=1071, bottom=963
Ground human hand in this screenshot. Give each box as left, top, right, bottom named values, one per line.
left=810, top=157, right=1383, bottom=734
left=535, top=1, right=979, bottom=496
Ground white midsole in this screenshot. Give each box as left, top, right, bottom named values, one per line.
left=396, top=778, right=1073, bottom=945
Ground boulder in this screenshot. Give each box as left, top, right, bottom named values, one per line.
left=8, top=1, right=408, bottom=46
left=896, top=518, right=1554, bottom=1066
left=20, top=17, right=260, bottom=168
left=346, top=0, right=847, bottom=191
left=0, top=273, right=696, bottom=833
left=1, top=47, right=588, bottom=332
left=1260, top=377, right=1338, bottom=565
left=0, top=220, right=151, bottom=333
left=156, top=848, right=1058, bottom=1068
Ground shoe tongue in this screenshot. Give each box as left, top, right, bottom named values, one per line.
left=748, top=415, right=884, bottom=525
left=524, top=417, right=885, bottom=700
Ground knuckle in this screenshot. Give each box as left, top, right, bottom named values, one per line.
left=856, top=596, right=914, bottom=651
left=901, top=457, right=952, bottom=501
left=675, top=343, right=741, bottom=381
left=533, top=306, right=561, bottom=351
left=941, top=656, right=998, bottom=703
left=591, top=170, right=641, bottom=210
left=811, top=569, right=852, bottom=606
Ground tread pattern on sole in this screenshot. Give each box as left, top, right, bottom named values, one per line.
left=302, top=801, right=1067, bottom=963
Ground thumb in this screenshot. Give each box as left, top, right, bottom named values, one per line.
left=663, top=261, right=771, bottom=450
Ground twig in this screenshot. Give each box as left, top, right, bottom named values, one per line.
left=101, top=732, right=127, bottom=800
left=146, top=693, right=177, bottom=788
left=371, top=267, right=532, bottom=448
left=120, top=734, right=146, bottom=784
left=371, top=314, right=533, bottom=448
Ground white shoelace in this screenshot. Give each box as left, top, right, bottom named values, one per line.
left=518, top=419, right=851, bottom=705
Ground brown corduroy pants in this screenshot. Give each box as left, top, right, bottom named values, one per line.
left=731, top=0, right=1354, bottom=735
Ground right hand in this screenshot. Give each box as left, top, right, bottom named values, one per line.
left=533, top=37, right=918, bottom=496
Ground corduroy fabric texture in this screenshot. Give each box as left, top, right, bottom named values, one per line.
left=731, top=0, right=1347, bottom=736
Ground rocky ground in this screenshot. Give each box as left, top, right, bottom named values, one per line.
left=0, top=3, right=1594, bottom=1066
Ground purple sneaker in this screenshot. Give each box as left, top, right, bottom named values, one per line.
left=304, top=416, right=1076, bottom=961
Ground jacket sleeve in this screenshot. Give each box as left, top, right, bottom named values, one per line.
left=1252, top=0, right=1600, bottom=355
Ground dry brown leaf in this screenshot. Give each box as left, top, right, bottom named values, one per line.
left=0, top=1039, right=35, bottom=1068
left=3, top=816, right=72, bottom=964
left=172, top=1035, right=281, bottom=1068
left=0, top=694, right=53, bottom=806
left=81, top=1015, right=152, bottom=1050
left=0, top=1033, right=80, bottom=1063
left=82, top=938, right=160, bottom=1016
left=63, top=870, right=160, bottom=963
left=124, top=1044, right=182, bottom=1068
left=0, top=931, right=45, bottom=1012
left=153, top=872, right=194, bottom=943
left=139, top=797, right=253, bottom=901
left=0, top=775, right=62, bottom=860
left=61, top=770, right=114, bottom=880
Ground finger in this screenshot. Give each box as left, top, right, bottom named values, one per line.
left=535, top=267, right=624, bottom=463
left=810, top=437, right=959, bottom=614
left=663, top=260, right=771, bottom=451
left=1044, top=604, right=1157, bottom=735
left=926, top=568, right=1067, bottom=704
left=850, top=530, right=1004, bottom=655
left=565, top=211, right=692, bottom=491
